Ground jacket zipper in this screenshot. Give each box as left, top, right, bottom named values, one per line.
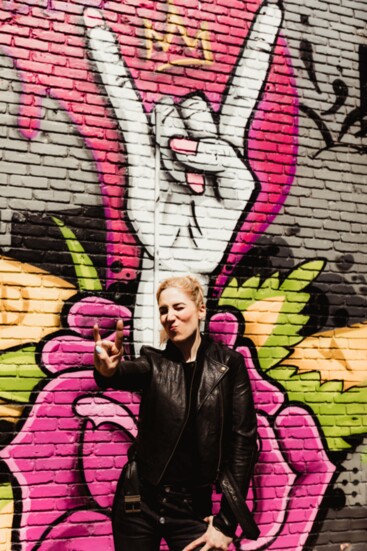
left=216, top=386, right=224, bottom=481
left=157, top=360, right=197, bottom=485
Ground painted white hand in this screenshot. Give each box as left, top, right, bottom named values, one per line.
left=84, top=1, right=283, bottom=276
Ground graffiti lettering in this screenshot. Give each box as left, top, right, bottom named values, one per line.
left=299, top=33, right=367, bottom=156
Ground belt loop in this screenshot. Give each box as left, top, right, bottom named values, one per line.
left=123, top=494, right=141, bottom=514
left=123, top=460, right=141, bottom=514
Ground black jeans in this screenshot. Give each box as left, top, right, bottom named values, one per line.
left=112, top=478, right=212, bottom=551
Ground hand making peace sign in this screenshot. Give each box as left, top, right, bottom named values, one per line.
left=84, top=0, right=283, bottom=276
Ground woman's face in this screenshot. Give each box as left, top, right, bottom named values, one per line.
left=158, top=286, right=205, bottom=345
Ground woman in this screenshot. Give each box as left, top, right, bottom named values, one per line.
left=94, top=275, right=258, bottom=551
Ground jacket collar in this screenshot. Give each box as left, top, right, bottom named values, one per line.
left=164, top=335, right=229, bottom=410
left=164, top=333, right=208, bottom=363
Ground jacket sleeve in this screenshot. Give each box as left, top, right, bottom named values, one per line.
left=213, top=350, right=258, bottom=538
left=94, top=346, right=152, bottom=392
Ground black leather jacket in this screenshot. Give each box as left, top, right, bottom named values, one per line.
left=95, top=336, right=258, bottom=537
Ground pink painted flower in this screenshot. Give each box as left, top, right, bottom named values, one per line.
left=209, top=313, right=336, bottom=551
left=0, top=296, right=134, bottom=550
left=0, top=302, right=335, bottom=550
left=0, top=370, right=138, bottom=550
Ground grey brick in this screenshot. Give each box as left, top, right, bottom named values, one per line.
left=9, top=175, right=48, bottom=190
left=30, top=143, right=68, bottom=157
left=30, top=165, right=67, bottom=179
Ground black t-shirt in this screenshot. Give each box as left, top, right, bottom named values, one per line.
left=161, top=351, right=204, bottom=486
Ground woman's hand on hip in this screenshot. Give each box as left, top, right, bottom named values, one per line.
left=93, top=319, right=124, bottom=377
left=182, top=515, right=233, bottom=551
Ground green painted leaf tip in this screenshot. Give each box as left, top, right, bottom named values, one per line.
left=268, top=364, right=367, bottom=452
left=280, top=260, right=325, bottom=292
left=0, top=346, right=45, bottom=403
left=52, top=217, right=102, bottom=292
left=0, top=482, right=13, bottom=511
left=218, top=259, right=326, bottom=375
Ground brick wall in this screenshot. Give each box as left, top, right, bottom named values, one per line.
left=0, top=1, right=366, bottom=550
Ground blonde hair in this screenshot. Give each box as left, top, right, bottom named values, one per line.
left=156, top=275, right=205, bottom=308
left=156, top=275, right=205, bottom=344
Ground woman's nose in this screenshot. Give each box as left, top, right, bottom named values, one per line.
left=167, top=309, right=176, bottom=321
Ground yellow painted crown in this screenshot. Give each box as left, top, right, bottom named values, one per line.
left=144, top=0, right=213, bottom=71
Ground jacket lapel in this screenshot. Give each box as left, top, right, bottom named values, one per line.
left=165, top=337, right=229, bottom=411
left=197, top=353, right=229, bottom=411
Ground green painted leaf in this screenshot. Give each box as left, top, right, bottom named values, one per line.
left=268, top=364, right=367, bottom=452
left=0, top=346, right=45, bottom=403
left=52, top=216, right=102, bottom=292
left=221, top=262, right=364, bottom=455
left=280, top=260, right=326, bottom=293
left=219, top=260, right=325, bottom=372
left=259, top=273, right=280, bottom=293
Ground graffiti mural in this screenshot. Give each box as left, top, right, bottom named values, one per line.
left=0, top=1, right=366, bottom=550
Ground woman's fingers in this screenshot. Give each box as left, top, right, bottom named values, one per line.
left=93, top=323, right=102, bottom=343
left=114, top=319, right=125, bottom=353
left=93, top=321, right=124, bottom=354
left=94, top=343, right=109, bottom=359
left=93, top=320, right=124, bottom=377
left=182, top=534, right=206, bottom=551
left=94, top=340, right=119, bottom=377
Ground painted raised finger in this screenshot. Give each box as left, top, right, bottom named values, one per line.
left=84, top=8, right=153, bottom=158
left=219, top=0, right=283, bottom=149
left=84, top=8, right=156, bottom=255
